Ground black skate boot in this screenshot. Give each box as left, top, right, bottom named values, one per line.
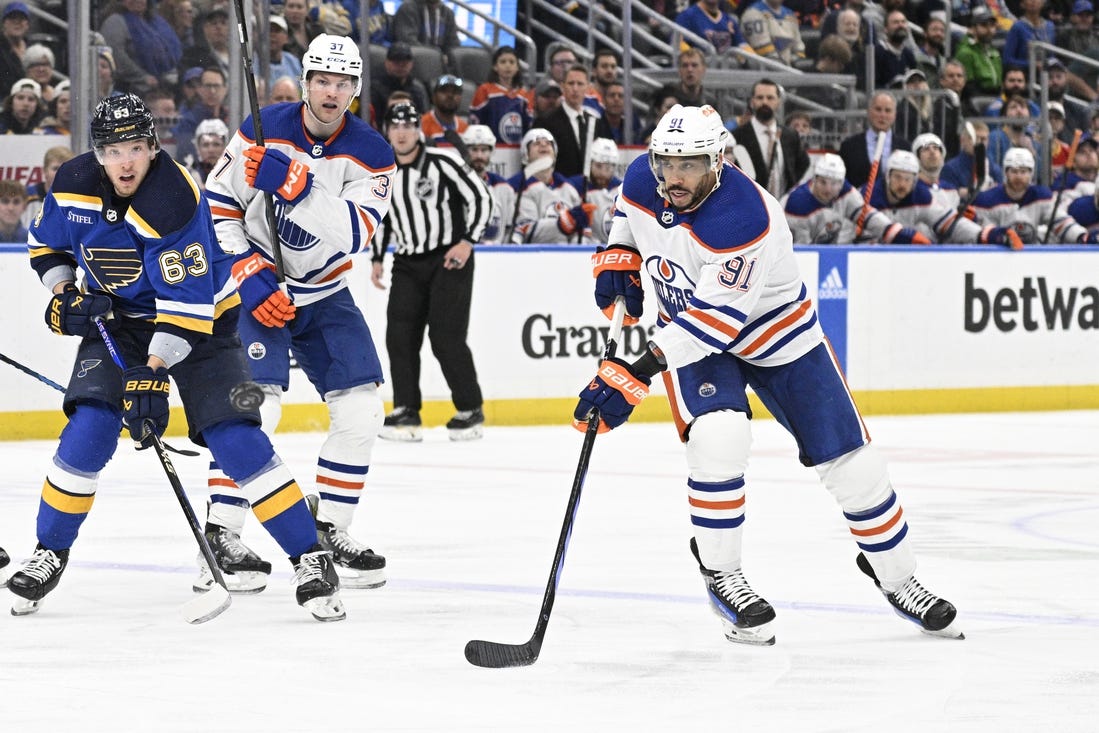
left=379, top=406, right=423, bottom=442
left=0, top=546, right=10, bottom=588
left=9, top=544, right=70, bottom=616
left=857, top=553, right=964, bottom=639
left=194, top=524, right=273, bottom=595
left=690, top=538, right=776, bottom=646
left=306, top=494, right=386, bottom=589
left=446, top=407, right=484, bottom=441
left=291, top=547, right=345, bottom=622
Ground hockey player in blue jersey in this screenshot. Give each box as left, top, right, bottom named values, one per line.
left=574, top=104, right=963, bottom=645
left=202, top=34, right=395, bottom=592
left=8, top=94, right=346, bottom=621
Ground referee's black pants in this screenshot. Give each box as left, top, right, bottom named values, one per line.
left=386, top=248, right=483, bottom=413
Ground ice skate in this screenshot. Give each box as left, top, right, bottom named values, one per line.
left=446, top=407, right=484, bottom=441
left=379, top=406, right=423, bottom=442
left=0, top=546, right=10, bottom=588
left=307, top=494, right=386, bottom=589
left=690, top=538, right=776, bottom=646
left=9, top=545, right=69, bottom=617
left=193, top=524, right=273, bottom=595
left=857, top=553, right=964, bottom=639
left=292, top=548, right=346, bottom=622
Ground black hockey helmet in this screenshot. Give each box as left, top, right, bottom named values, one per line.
left=90, top=93, right=159, bottom=152
left=384, top=102, right=420, bottom=130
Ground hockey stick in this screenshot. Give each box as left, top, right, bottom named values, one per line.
left=941, top=140, right=986, bottom=244
left=855, top=131, right=888, bottom=240
left=1043, top=128, right=1083, bottom=244
left=93, top=317, right=232, bottom=624
left=464, top=297, right=627, bottom=668
left=231, top=0, right=286, bottom=284
left=0, top=350, right=64, bottom=392
left=442, top=127, right=473, bottom=166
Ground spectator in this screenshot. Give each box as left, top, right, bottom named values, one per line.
left=179, top=3, right=231, bottom=80
left=508, top=127, right=588, bottom=243
left=1059, top=0, right=1099, bottom=56
left=369, top=42, right=429, bottom=123
left=531, top=64, right=613, bottom=178
left=258, top=15, right=303, bottom=89
left=531, top=77, right=562, bottom=118
left=33, top=78, right=70, bottom=135
left=674, top=0, right=749, bottom=56
left=955, top=6, right=1003, bottom=99
left=983, top=66, right=1040, bottom=117
left=422, top=74, right=467, bottom=143
left=99, top=0, right=183, bottom=97
left=838, top=91, right=911, bottom=188
left=177, top=65, right=203, bottom=106
left=0, top=177, right=27, bottom=241
left=590, top=48, right=620, bottom=106
left=874, top=9, right=918, bottom=89
left=183, top=117, right=228, bottom=189
left=0, top=1, right=30, bottom=96
left=22, top=44, right=65, bottom=103
left=468, top=45, right=532, bottom=145
left=172, top=66, right=229, bottom=161
left=939, top=58, right=977, bottom=120
left=96, top=46, right=117, bottom=98
left=460, top=123, right=514, bottom=244
left=642, top=90, right=680, bottom=143
left=987, top=94, right=1039, bottom=171
left=657, top=47, right=717, bottom=108
left=361, top=0, right=393, bottom=46
left=823, top=8, right=871, bottom=88
left=730, top=78, right=810, bottom=198
left=913, top=15, right=947, bottom=83
left=544, top=43, right=578, bottom=84
left=740, top=0, right=806, bottom=66
left=0, top=76, right=42, bottom=133
left=1003, top=0, right=1056, bottom=74
left=601, top=81, right=641, bottom=144
left=22, top=144, right=73, bottom=227
left=1046, top=57, right=1091, bottom=133
left=785, top=109, right=821, bottom=147
left=942, top=121, right=1003, bottom=196
left=893, top=68, right=932, bottom=143
left=392, top=0, right=459, bottom=63
left=268, top=74, right=301, bottom=104
left=281, top=0, right=322, bottom=59
left=157, top=0, right=195, bottom=50
left=820, top=0, right=875, bottom=48
left=795, top=35, right=853, bottom=111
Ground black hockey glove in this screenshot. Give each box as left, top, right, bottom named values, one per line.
left=45, top=284, right=113, bottom=338
left=122, top=365, right=171, bottom=449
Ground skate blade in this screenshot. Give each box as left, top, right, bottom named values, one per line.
left=10, top=597, right=42, bottom=616
left=721, top=620, right=776, bottom=646
left=920, top=622, right=965, bottom=640
left=182, top=584, right=232, bottom=624
left=448, top=425, right=484, bottom=441
left=193, top=568, right=268, bottom=595
left=335, top=566, right=387, bottom=589
left=303, top=594, right=347, bottom=622
left=379, top=426, right=424, bottom=442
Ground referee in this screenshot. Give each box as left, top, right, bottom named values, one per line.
left=371, top=102, right=493, bottom=442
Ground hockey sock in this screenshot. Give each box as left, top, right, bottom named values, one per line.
left=241, top=461, right=317, bottom=558
left=37, top=457, right=99, bottom=550
left=207, top=461, right=250, bottom=533
left=843, top=489, right=915, bottom=591
left=687, top=475, right=746, bottom=573
left=314, top=386, right=384, bottom=529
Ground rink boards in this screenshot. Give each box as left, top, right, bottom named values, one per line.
left=0, top=244, right=1096, bottom=438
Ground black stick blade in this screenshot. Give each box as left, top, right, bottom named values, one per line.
left=464, top=638, right=541, bottom=668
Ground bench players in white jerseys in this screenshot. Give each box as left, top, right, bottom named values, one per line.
left=782, top=153, right=928, bottom=244
left=870, top=150, right=1024, bottom=247
left=1065, top=184, right=1099, bottom=241
left=570, top=137, right=623, bottom=244
left=509, top=127, right=594, bottom=244
left=972, top=147, right=1096, bottom=244
left=461, top=124, right=514, bottom=244
left=913, top=133, right=961, bottom=210
left=575, top=104, right=963, bottom=644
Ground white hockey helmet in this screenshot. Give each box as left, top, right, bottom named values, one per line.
left=912, top=132, right=944, bottom=154
left=813, top=152, right=846, bottom=181
left=648, top=104, right=728, bottom=171
left=886, top=149, right=920, bottom=175
left=589, top=137, right=619, bottom=165
left=1003, top=147, right=1036, bottom=171
left=193, top=117, right=229, bottom=146
left=461, top=124, right=496, bottom=150
left=521, top=127, right=557, bottom=165
left=301, top=34, right=363, bottom=97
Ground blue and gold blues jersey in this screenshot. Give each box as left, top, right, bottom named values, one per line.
left=27, top=150, right=241, bottom=344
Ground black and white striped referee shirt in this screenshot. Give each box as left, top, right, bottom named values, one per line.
left=373, top=145, right=492, bottom=259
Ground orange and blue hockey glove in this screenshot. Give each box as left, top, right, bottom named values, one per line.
left=231, top=252, right=296, bottom=328
left=243, top=145, right=312, bottom=205
left=592, top=245, right=643, bottom=325
left=573, top=357, right=650, bottom=433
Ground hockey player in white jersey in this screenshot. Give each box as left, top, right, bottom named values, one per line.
left=462, top=123, right=514, bottom=244
left=570, top=137, right=623, bottom=244
left=913, top=133, right=961, bottom=211
left=782, top=153, right=926, bottom=245
left=972, top=147, right=1096, bottom=244
left=509, top=128, right=593, bottom=244
left=575, top=104, right=963, bottom=644
left=871, top=150, right=1024, bottom=246
left=201, top=34, right=396, bottom=592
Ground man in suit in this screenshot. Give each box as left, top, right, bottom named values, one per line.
left=838, top=91, right=910, bottom=188
left=731, top=78, right=810, bottom=199
left=532, top=63, right=612, bottom=178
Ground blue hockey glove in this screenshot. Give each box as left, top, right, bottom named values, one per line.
left=243, top=145, right=313, bottom=205
left=984, top=226, right=1024, bottom=250
left=122, top=365, right=171, bottom=449
left=558, top=203, right=597, bottom=236
left=591, top=245, right=643, bottom=325
left=231, top=253, right=296, bottom=327
left=573, top=357, right=650, bottom=433
left=45, top=284, right=113, bottom=337
left=1078, top=231, right=1099, bottom=245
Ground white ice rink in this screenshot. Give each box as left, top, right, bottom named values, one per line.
left=1, top=411, right=1097, bottom=732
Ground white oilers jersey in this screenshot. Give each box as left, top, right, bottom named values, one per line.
left=971, top=184, right=1086, bottom=243
left=928, top=181, right=961, bottom=211
left=866, top=177, right=985, bottom=243
left=610, top=155, right=823, bottom=369
left=782, top=181, right=899, bottom=244
left=575, top=175, right=623, bottom=245
left=510, top=172, right=584, bottom=244
left=480, top=170, right=515, bottom=244
left=204, top=102, right=396, bottom=306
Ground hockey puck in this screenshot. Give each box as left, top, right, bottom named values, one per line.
left=229, top=382, right=265, bottom=412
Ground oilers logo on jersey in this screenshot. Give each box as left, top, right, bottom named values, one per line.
left=646, top=255, right=695, bottom=318
left=498, top=112, right=524, bottom=145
